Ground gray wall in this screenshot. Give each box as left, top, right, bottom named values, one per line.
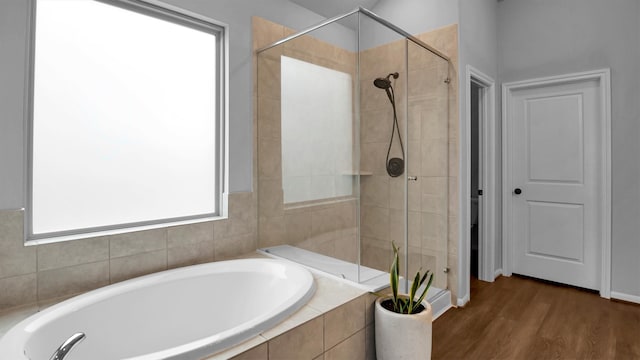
left=458, top=0, right=498, bottom=301
left=360, top=0, right=459, bottom=49
left=372, top=0, right=458, bottom=35
left=0, top=0, right=355, bottom=210
left=497, top=0, right=640, bottom=297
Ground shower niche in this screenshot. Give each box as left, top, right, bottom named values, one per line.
left=255, top=8, right=457, bottom=310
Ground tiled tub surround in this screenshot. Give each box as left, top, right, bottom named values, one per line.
left=0, top=192, right=257, bottom=313
left=0, top=254, right=378, bottom=360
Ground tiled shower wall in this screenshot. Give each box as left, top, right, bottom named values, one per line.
left=0, top=192, right=257, bottom=312
left=359, top=25, right=459, bottom=300
left=254, top=17, right=460, bottom=301
left=254, top=17, right=359, bottom=263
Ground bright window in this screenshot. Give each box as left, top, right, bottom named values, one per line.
left=280, top=56, right=353, bottom=204
left=28, top=0, right=226, bottom=241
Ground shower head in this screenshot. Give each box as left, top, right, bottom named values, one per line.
left=373, top=72, right=399, bottom=89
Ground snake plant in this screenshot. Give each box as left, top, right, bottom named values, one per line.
left=389, top=242, right=434, bottom=314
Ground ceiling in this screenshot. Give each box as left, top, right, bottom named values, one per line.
left=289, top=0, right=381, bottom=18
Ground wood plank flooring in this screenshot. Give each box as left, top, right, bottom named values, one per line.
left=432, top=275, right=640, bottom=359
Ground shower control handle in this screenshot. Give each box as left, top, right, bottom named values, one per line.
left=407, top=176, right=418, bottom=181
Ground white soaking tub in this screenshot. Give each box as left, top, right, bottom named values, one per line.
left=0, top=258, right=315, bottom=360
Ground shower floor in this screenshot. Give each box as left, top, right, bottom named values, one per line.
left=258, top=245, right=452, bottom=319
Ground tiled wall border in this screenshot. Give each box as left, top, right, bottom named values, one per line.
left=0, top=192, right=257, bottom=313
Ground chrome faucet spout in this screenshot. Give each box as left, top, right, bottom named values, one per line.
left=49, top=332, right=85, bottom=360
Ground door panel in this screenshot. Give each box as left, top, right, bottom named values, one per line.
left=527, top=94, right=583, bottom=183
left=510, top=78, right=602, bottom=290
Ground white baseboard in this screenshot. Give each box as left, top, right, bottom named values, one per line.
left=494, top=268, right=503, bottom=280
left=431, top=289, right=453, bottom=321
left=457, top=293, right=470, bottom=307
left=611, top=291, right=640, bottom=305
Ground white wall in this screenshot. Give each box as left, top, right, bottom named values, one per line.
left=457, top=0, right=498, bottom=303
left=0, top=0, right=355, bottom=210
left=497, top=0, right=640, bottom=298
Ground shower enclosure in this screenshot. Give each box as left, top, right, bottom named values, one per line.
left=255, top=8, right=452, bottom=309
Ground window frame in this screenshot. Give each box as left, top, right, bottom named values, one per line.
left=25, top=0, right=229, bottom=244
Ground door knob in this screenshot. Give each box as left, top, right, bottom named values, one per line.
left=514, top=188, right=522, bottom=195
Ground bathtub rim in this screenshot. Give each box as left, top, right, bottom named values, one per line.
left=0, top=258, right=316, bottom=360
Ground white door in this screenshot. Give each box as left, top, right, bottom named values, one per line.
left=507, top=76, right=604, bottom=290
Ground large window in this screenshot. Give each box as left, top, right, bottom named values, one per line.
left=28, top=0, right=226, bottom=241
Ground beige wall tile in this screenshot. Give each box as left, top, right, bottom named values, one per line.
left=365, top=324, right=376, bottom=360
left=324, top=295, right=365, bottom=350
left=230, top=342, right=268, bottom=360
left=206, top=335, right=267, bottom=360
left=421, top=138, right=449, bottom=177
left=257, top=56, right=281, bottom=100
left=361, top=108, right=392, bottom=144
left=284, top=211, right=311, bottom=245
left=408, top=211, right=422, bottom=248
left=0, top=274, right=37, bottom=310
left=109, top=228, right=166, bottom=258
left=364, top=293, right=378, bottom=326
left=324, top=329, right=366, bottom=360
left=268, top=315, right=323, bottom=360
left=228, top=192, right=257, bottom=237
left=388, top=177, right=403, bottom=210
left=214, top=233, right=256, bottom=261
left=37, top=236, right=109, bottom=271
left=38, top=261, right=109, bottom=300
left=252, top=16, right=285, bottom=51
left=360, top=205, right=388, bottom=241
left=213, top=219, right=230, bottom=241
left=0, top=210, right=35, bottom=278
left=310, top=207, right=341, bottom=239
left=110, top=250, right=166, bottom=283
left=422, top=212, right=447, bottom=250
left=361, top=175, right=389, bottom=208
left=258, top=178, right=284, bottom=216
left=258, top=216, right=285, bottom=248
left=257, top=96, right=281, bottom=139
left=261, top=305, right=322, bottom=340
left=360, top=142, right=388, bottom=176
left=388, top=209, right=403, bottom=245
left=361, top=237, right=391, bottom=272
left=167, top=241, right=214, bottom=269
left=421, top=99, right=449, bottom=140
left=167, top=222, right=214, bottom=248
left=258, top=138, right=282, bottom=180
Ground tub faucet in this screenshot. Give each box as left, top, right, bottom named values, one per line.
left=49, top=332, right=85, bottom=360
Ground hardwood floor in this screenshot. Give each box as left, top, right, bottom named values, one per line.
left=432, top=275, right=640, bottom=359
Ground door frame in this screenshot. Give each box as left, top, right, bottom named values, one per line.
left=463, top=65, right=497, bottom=296
left=501, top=69, right=611, bottom=298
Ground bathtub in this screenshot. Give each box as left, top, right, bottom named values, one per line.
left=0, top=258, right=315, bottom=360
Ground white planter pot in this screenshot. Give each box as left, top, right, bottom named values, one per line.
left=374, top=296, right=432, bottom=360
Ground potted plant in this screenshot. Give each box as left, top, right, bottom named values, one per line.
left=375, top=242, right=434, bottom=360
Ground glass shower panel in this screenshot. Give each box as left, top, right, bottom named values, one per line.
left=407, top=40, right=450, bottom=291
left=256, top=10, right=452, bottom=295
left=256, top=14, right=361, bottom=276
left=358, top=14, right=409, bottom=282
